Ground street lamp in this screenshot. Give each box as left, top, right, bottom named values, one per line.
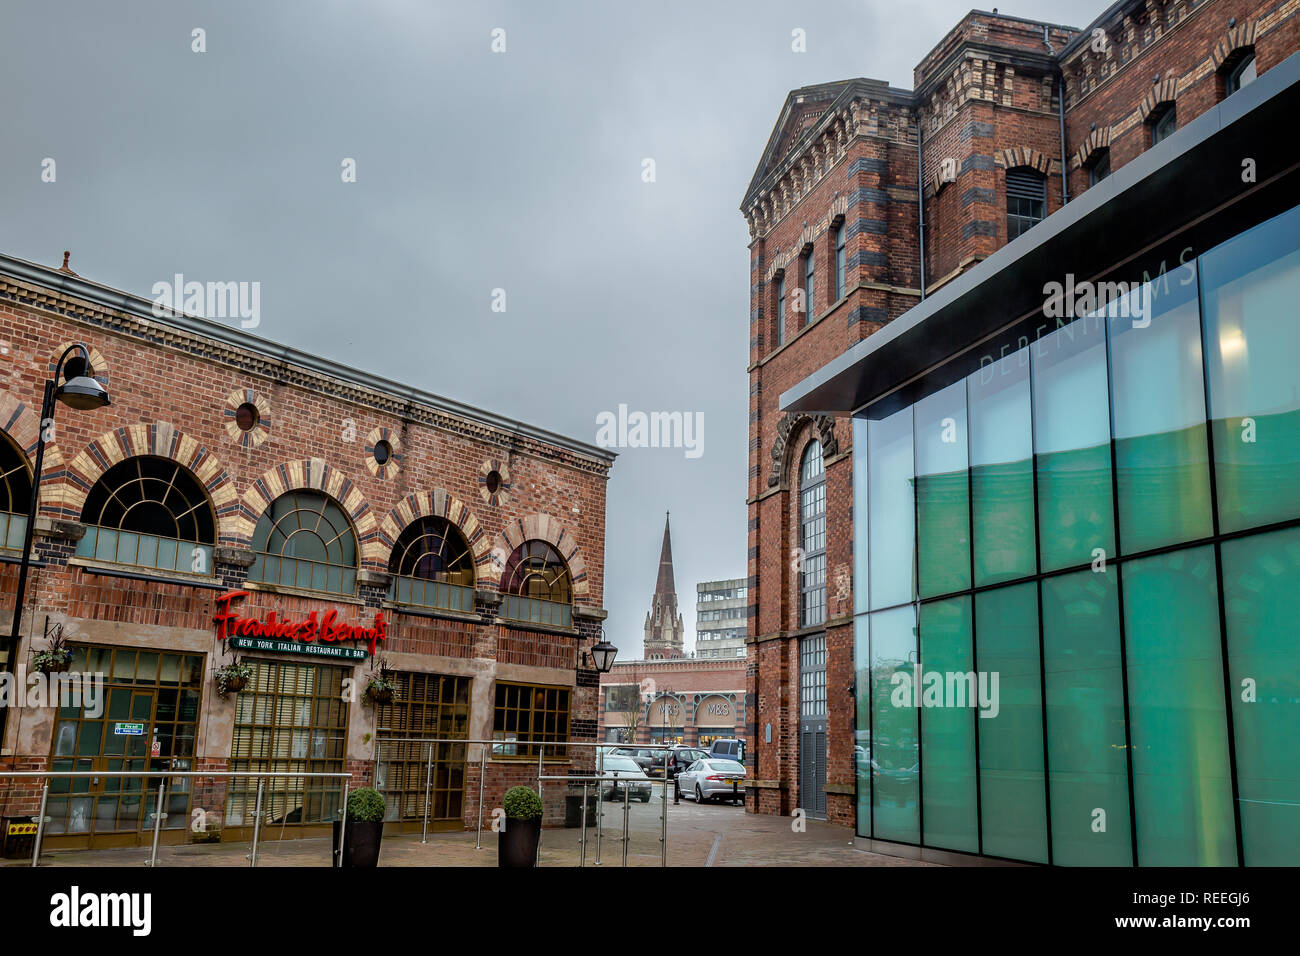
left=2, top=343, right=110, bottom=738
left=590, top=634, right=618, bottom=674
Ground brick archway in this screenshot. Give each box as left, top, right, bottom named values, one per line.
left=238, top=457, right=380, bottom=566
left=1211, top=21, right=1258, bottom=71
left=768, top=411, right=838, bottom=489
left=377, top=489, right=490, bottom=581
left=995, top=146, right=1056, bottom=176
left=0, top=392, right=56, bottom=476
left=65, top=423, right=238, bottom=540
left=1139, top=77, right=1179, bottom=124
left=488, top=513, right=589, bottom=597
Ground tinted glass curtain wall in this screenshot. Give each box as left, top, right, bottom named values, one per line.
left=851, top=203, right=1300, bottom=865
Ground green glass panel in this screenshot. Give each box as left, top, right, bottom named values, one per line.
left=1201, top=204, right=1300, bottom=533
left=969, top=351, right=1035, bottom=585
left=870, top=605, right=919, bottom=844
left=1032, top=313, right=1115, bottom=571
left=1042, top=568, right=1133, bottom=865
left=915, top=382, right=970, bottom=597
left=1109, top=270, right=1212, bottom=552
left=854, top=419, right=869, bottom=616
left=867, top=408, right=915, bottom=608
left=1122, top=546, right=1235, bottom=865
left=1222, top=528, right=1300, bottom=865
left=854, top=615, right=871, bottom=838
left=919, top=597, right=978, bottom=851
left=976, top=582, right=1048, bottom=863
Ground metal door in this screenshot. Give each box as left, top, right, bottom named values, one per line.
left=799, top=634, right=827, bottom=820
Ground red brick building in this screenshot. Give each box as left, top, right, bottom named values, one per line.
left=742, top=0, right=1299, bottom=827
left=598, top=657, right=746, bottom=747
left=0, top=252, right=613, bottom=848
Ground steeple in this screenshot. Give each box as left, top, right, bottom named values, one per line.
left=644, top=511, right=685, bottom=660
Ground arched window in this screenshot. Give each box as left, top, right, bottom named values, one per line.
left=1150, top=104, right=1177, bottom=145
left=799, top=441, right=827, bottom=627
left=0, top=433, right=33, bottom=552
left=387, top=516, right=476, bottom=613
left=78, top=456, right=215, bottom=573
left=500, top=540, right=573, bottom=628
left=1225, top=52, right=1256, bottom=96
left=249, top=490, right=357, bottom=594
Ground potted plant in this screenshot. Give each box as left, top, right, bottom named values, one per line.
left=498, top=785, right=544, bottom=867
left=32, top=625, right=73, bottom=674
left=215, top=659, right=253, bottom=696
left=332, top=786, right=387, bottom=868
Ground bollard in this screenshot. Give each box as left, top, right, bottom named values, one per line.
left=594, top=748, right=603, bottom=866
left=661, top=761, right=668, bottom=867
left=148, top=779, right=166, bottom=867
left=249, top=778, right=265, bottom=868
left=29, top=781, right=49, bottom=868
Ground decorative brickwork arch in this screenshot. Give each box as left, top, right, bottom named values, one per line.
left=487, top=513, right=589, bottom=597
left=238, top=457, right=381, bottom=566
left=0, top=392, right=55, bottom=473
left=768, top=411, right=838, bottom=489
left=65, top=423, right=238, bottom=539
left=1073, top=126, right=1113, bottom=170
left=994, top=146, right=1058, bottom=177
left=1139, top=76, right=1179, bottom=124
left=1211, top=21, right=1258, bottom=71
left=377, top=489, right=490, bottom=578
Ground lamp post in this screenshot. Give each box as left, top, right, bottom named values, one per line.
left=1, top=343, right=110, bottom=743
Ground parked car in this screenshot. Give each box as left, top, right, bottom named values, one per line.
left=600, top=754, right=653, bottom=802
left=707, top=738, right=746, bottom=765
left=677, top=758, right=746, bottom=805
left=665, top=746, right=709, bottom=779
left=610, top=747, right=670, bottom=776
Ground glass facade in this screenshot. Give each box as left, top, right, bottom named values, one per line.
left=852, top=203, right=1300, bottom=864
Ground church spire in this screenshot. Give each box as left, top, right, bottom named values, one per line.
left=644, top=510, right=684, bottom=659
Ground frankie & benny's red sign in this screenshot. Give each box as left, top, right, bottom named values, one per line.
left=213, top=590, right=387, bottom=656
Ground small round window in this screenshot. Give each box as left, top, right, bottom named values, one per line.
left=234, top=402, right=260, bottom=432
left=373, top=440, right=393, bottom=466
left=485, top=470, right=502, bottom=494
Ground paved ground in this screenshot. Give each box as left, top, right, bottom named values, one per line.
left=4, top=783, right=937, bottom=867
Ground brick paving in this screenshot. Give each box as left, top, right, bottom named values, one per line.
left=3, top=787, right=937, bottom=867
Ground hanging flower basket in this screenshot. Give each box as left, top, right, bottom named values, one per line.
left=33, top=649, right=73, bottom=674
left=216, top=661, right=253, bottom=697
left=365, top=678, right=397, bottom=705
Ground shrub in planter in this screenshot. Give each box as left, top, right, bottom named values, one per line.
left=499, top=785, right=544, bottom=868
left=215, top=660, right=253, bottom=697
left=333, top=786, right=387, bottom=868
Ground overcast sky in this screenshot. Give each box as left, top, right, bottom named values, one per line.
left=0, top=0, right=1083, bottom=658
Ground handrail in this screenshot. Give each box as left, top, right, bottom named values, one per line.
left=0, top=769, right=352, bottom=869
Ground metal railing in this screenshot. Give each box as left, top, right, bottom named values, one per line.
left=0, top=770, right=352, bottom=868
left=499, top=594, right=572, bottom=629
left=372, top=737, right=670, bottom=866
left=386, top=575, right=475, bottom=614
left=75, top=526, right=213, bottom=575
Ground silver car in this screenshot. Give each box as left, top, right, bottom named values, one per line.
left=678, top=758, right=746, bottom=804
left=600, top=754, right=652, bottom=802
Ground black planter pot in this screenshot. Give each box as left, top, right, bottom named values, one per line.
left=332, top=819, right=384, bottom=868
left=497, top=817, right=541, bottom=867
